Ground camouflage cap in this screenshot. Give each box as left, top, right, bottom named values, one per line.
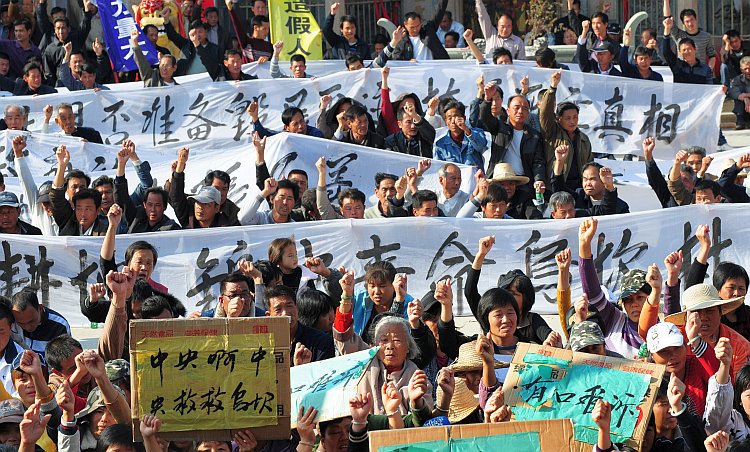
left=105, top=359, right=130, bottom=382
left=75, top=385, right=127, bottom=419
left=618, top=269, right=650, bottom=303
left=75, top=387, right=105, bottom=419
left=568, top=321, right=605, bottom=352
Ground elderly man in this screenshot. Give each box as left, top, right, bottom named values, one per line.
left=729, top=56, right=750, bottom=130
left=365, top=173, right=398, bottom=219
left=480, top=87, right=545, bottom=187
left=476, top=0, right=524, bottom=60
left=436, top=163, right=470, bottom=217
left=0, top=192, right=40, bottom=235
left=42, top=102, right=103, bottom=143
left=0, top=104, right=25, bottom=130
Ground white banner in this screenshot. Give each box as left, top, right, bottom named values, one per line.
left=0, top=132, right=476, bottom=223
left=0, top=64, right=722, bottom=157
left=0, top=203, right=746, bottom=327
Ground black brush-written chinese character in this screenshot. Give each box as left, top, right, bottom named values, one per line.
left=285, top=16, right=311, bottom=34
left=199, top=386, right=226, bottom=414
left=593, top=87, right=633, bottom=143
left=24, top=246, right=62, bottom=306
left=150, top=396, right=165, bottom=415
left=577, top=385, right=606, bottom=415
left=0, top=241, right=27, bottom=297
left=248, top=392, right=275, bottom=414
left=174, top=349, right=198, bottom=370
left=69, top=249, right=101, bottom=305
left=224, top=93, right=252, bottom=141
left=251, top=346, right=267, bottom=377
left=354, top=235, right=415, bottom=284
left=639, top=94, right=681, bottom=144
left=324, top=153, right=357, bottom=203
left=516, top=231, right=570, bottom=302
left=208, top=349, right=238, bottom=372
left=678, top=217, right=731, bottom=282
left=283, top=89, right=309, bottom=117
left=186, top=241, right=252, bottom=309
left=421, top=77, right=460, bottom=105
left=610, top=392, right=639, bottom=429
left=232, top=381, right=250, bottom=411
left=142, top=96, right=178, bottom=146
left=101, top=99, right=130, bottom=145
left=184, top=93, right=226, bottom=140
left=150, top=349, right=169, bottom=385
left=173, top=388, right=198, bottom=416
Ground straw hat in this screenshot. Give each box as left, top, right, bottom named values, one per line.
left=664, top=283, right=745, bottom=326
left=451, top=341, right=509, bottom=373
left=488, top=163, right=530, bottom=185
left=437, top=377, right=479, bottom=424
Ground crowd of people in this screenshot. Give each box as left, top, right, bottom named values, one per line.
left=0, top=0, right=746, bottom=451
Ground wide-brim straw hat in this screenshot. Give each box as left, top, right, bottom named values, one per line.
left=451, top=340, right=509, bottom=373
left=488, top=163, right=530, bottom=185
left=664, top=283, right=745, bottom=326
left=437, top=377, right=479, bottom=424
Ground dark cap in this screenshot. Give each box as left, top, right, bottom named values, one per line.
left=497, top=269, right=525, bottom=290
left=592, top=41, right=617, bottom=54
left=37, top=181, right=52, bottom=203
left=607, top=23, right=622, bottom=35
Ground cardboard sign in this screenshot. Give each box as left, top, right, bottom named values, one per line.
left=368, top=419, right=574, bottom=452
left=130, top=318, right=291, bottom=441
left=502, top=343, right=666, bottom=451
left=290, top=347, right=378, bottom=428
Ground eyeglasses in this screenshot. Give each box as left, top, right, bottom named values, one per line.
left=223, top=291, right=252, bottom=300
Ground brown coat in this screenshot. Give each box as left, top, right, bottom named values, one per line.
left=538, top=87, right=593, bottom=182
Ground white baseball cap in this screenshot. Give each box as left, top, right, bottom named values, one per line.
left=646, top=322, right=684, bottom=354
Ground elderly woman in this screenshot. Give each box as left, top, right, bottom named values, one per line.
left=333, top=271, right=433, bottom=415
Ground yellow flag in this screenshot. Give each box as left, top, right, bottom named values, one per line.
left=268, top=0, right=323, bottom=61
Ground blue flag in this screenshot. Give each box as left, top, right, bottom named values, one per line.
left=97, top=0, right=159, bottom=72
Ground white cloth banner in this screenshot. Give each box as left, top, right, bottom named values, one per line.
left=0, top=203, right=746, bottom=327
left=0, top=131, right=475, bottom=222
left=0, top=64, right=722, bottom=157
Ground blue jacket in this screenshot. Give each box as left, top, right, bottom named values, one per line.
left=352, top=288, right=413, bottom=337
left=433, top=128, right=487, bottom=168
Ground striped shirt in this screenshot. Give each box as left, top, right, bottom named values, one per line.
left=12, top=308, right=71, bottom=359
left=671, top=28, right=716, bottom=63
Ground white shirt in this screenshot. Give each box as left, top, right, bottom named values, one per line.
left=505, top=129, right=525, bottom=176
left=410, top=36, right=432, bottom=61
left=438, top=190, right=470, bottom=217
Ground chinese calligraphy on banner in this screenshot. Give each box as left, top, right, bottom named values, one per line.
left=268, top=0, right=322, bottom=61
left=369, top=419, right=575, bottom=452
left=502, top=343, right=665, bottom=451
left=130, top=318, right=291, bottom=440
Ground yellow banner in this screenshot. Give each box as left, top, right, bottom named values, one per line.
left=134, top=333, right=277, bottom=432
left=268, top=0, right=323, bottom=61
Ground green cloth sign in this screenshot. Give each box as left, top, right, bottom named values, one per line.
left=378, top=432, right=541, bottom=452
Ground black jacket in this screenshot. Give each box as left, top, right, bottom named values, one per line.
left=70, top=127, right=103, bottom=144
left=576, top=43, right=623, bottom=76
left=164, top=22, right=221, bottom=80
left=336, top=130, right=385, bottom=149
left=322, top=14, right=370, bottom=60
left=551, top=173, right=630, bottom=215
left=43, top=11, right=93, bottom=85
left=384, top=120, right=435, bottom=158
left=49, top=186, right=108, bottom=236
left=113, top=175, right=181, bottom=233
left=0, top=76, right=57, bottom=96
left=479, top=99, right=546, bottom=182
left=390, top=0, right=449, bottom=61
left=645, top=159, right=678, bottom=208
left=718, top=162, right=750, bottom=203
left=168, top=171, right=241, bottom=228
